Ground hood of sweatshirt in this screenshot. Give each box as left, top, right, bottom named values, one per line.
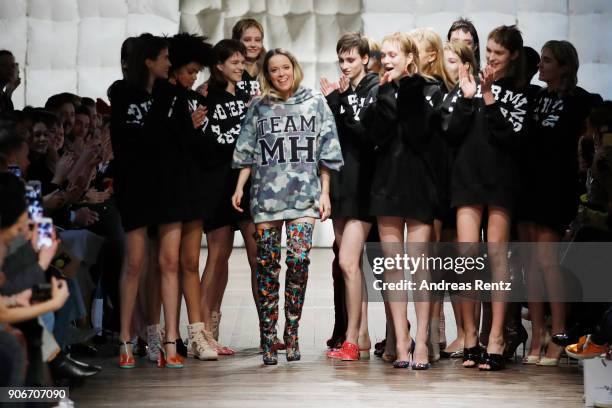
left=266, top=86, right=315, bottom=105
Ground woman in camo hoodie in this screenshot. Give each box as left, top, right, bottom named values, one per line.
left=232, top=48, right=343, bottom=365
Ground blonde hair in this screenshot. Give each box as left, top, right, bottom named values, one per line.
left=443, top=41, right=478, bottom=86
left=260, top=49, right=304, bottom=100
left=410, top=27, right=454, bottom=91
left=381, top=32, right=420, bottom=77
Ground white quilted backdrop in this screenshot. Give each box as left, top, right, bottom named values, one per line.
left=2, top=0, right=612, bottom=246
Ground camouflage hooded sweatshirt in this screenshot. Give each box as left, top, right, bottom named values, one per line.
left=232, top=86, right=344, bottom=223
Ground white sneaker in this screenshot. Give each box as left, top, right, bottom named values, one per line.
left=187, top=323, right=218, bottom=360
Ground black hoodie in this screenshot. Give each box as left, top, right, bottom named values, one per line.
left=325, top=72, right=379, bottom=219
left=148, top=81, right=209, bottom=223
left=236, top=70, right=261, bottom=98
left=361, top=74, right=442, bottom=223
left=439, top=77, right=529, bottom=211
left=108, top=79, right=157, bottom=231
left=521, top=86, right=595, bottom=231
left=198, top=85, right=251, bottom=225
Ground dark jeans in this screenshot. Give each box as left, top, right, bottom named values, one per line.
left=0, top=330, right=26, bottom=387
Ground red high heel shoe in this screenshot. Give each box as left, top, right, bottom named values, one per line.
left=327, top=341, right=360, bottom=361
left=158, top=341, right=184, bottom=369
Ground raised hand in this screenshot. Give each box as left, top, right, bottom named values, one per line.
left=459, top=63, right=477, bottom=99
left=319, top=76, right=339, bottom=96
left=53, top=154, right=75, bottom=184
left=479, top=65, right=496, bottom=95
left=191, top=105, right=208, bottom=129
left=380, top=71, right=393, bottom=86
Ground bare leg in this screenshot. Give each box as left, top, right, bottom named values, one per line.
left=457, top=205, right=483, bottom=367
left=536, top=225, right=566, bottom=359
left=180, top=220, right=203, bottom=324
left=338, top=219, right=372, bottom=346
left=238, top=220, right=259, bottom=317
left=406, top=219, right=432, bottom=366
left=479, top=206, right=511, bottom=369
left=200, top=227, right=233, bottom=332
left=158, top=223, right=182, bottom=357
left=378, top=216, right=411, bottom=363
left=120, top=227, right=148, bottom=344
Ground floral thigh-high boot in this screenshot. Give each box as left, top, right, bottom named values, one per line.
left=254, top=227, right=282, bottom=365
left=284, top=222, right=314, bottom=361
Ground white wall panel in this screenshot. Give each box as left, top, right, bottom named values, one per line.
left=2, top=0, right=611, bottom=246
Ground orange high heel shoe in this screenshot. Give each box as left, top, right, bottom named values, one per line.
left=158, top=341, right=184, bottom=369
left=119, top=341, right=135, bottom=369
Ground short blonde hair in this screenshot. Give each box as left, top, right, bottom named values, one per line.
left=381, top=32, right=420, bottom=77
left=443, top=40, right=478, bottom=86
left=260, top=49, right=304, bottom=100
left=409, top=27, right=454, bottom=91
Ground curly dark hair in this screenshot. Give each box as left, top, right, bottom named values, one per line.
left=168, top=32, right=213, bottom=74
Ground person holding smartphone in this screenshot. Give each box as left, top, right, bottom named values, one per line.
left=232, top=48, right=343, bottom=365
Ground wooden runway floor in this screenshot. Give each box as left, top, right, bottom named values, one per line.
left=71, top=248, right=584, bottom=408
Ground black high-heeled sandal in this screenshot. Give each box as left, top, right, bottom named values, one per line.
left=462, top=345, right=482, bottom=368
left=479, top=352, right=505, bottom=371
left=412, top=341, right=431, bottom=370
left=393, top=339, right=414, bottom=369
left=504, top=324, right=528, bottom=361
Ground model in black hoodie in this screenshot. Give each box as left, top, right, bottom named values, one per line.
left=325, top=71, right=379, bottom=219
left=519, top=40, right=599, bottom=367
left=359, top=32, right=442, bottom=371
left=320, top=34, right=380, bottom=361
left=108, top=79, right=156, bottom=232
left=439, top=25, right=529, bottom=372
left=109, top=34, right=185, bottom=369
left=363, top=74, right=442, bottom=223
left=198, top=39, right=260, bottom=356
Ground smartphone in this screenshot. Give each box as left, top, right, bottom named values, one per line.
left=25, top=185, right=44, bottom=221
left=27, top=180, right=42, bottom=196
left=36, top=217, right=54, bottom=250
left=8, top=165, right=22, bottom=178
left=31, top=283, right=52, bottom=302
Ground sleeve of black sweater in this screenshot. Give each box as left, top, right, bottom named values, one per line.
left=325, top=90, right=341, bottom=115
left=484, top=91, right=529, bottom=152
left=437, top=85, right=475, bottom=146
left=360, top=83, right=398, bottom=149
